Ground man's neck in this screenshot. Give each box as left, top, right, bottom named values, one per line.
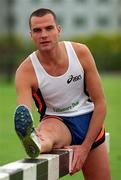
left=36, top=43, right=63, bottom=65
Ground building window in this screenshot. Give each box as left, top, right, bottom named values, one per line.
left=98, top=0, right=109, bottom=3
left=57, top=15, right=64, bottom=26
left=73, top=16, right=87, bottom=28
left=31, top=0, right=42, bottom=3
left=96, top=16, right=110, bottom=27
left=118, top=16, right=121, bottom=27
left=76, top=0, right=86, bottom=3
left=52, top=0, right=63, bottom=3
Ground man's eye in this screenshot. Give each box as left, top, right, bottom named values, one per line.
left=46, top=26, right=54, bottom=31
left=33, top=28, right=41, bottom=32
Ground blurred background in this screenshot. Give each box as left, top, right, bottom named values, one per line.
left=0, top=0, right=121, bottom=179
left=0, top=0, right=121, bottom=81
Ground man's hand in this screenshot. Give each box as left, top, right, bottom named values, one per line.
left=64, top=144, right=90, bottom=175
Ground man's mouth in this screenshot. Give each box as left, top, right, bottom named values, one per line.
left=40, top=41, right=51, bottom=45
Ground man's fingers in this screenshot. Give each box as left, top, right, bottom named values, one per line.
left=64, top=146, right=84, bottom=175
left=70, top=150, right=79, bottom=174
left=70, top=154, right=83, bottom=175
left=64, top=145, right=71, bottom=149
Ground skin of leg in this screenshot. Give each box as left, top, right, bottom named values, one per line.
left=35, top=117, right=72, bottom=153
left=82, top=142, right=111, bottom=180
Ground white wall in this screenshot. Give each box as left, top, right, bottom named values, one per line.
left=0, top=0, right=121, bottom=39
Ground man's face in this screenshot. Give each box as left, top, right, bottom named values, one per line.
left=30, top=14, right=61, bottom=51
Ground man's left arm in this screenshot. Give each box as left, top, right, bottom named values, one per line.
left=81, top=44, right=107, bottom=150
left=65, top=43, right=107, bottom=175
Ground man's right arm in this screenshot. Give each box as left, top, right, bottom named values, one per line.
left=15, top=60, right=33, bottom=111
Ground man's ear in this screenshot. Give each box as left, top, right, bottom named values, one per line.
left=57, top=25, right=62, bottom=34
left=29, top=31, right=32, bottom=38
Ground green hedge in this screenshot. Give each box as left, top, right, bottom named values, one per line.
left=0, top=34, right=121, bottom=82
left=71, top=34, right=121, bottom=72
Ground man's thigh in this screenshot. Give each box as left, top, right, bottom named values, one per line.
left=82, top=142, right=111, bottom=180
left=36, top=116, right=72, bottom=148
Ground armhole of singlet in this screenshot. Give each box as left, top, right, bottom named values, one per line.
left=30, top=52, right=41, bottom=88
left=64, top=41, right=84, bottom=74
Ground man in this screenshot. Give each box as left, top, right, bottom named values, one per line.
left=14, top=8, right=111, bottom=179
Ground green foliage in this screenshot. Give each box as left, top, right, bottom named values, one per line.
left=0, top=75, right=121, bottom=179
left=0, top=35, right=35, bottom=82
left=0, top=34, right=121, bottom=82
left=71, top=34, right=121, bottom=72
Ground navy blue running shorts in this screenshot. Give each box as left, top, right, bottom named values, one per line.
left=43, top=111, right=105, bottom=150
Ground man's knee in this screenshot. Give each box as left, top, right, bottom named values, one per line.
left=36, top=118, right=72, bottom=147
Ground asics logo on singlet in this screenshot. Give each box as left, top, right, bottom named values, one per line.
left=67, top=74, right=82, bottom=84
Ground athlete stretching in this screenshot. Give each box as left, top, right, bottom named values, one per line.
left=14, top=8, right=111, bottom=179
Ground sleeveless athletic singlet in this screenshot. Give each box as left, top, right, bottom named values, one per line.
left=30, top=41, right=94, bottom=117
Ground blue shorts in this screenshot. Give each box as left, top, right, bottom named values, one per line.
left=43, top=111, right=105, bottom=149
left=60, top=112, right=94, bottom=145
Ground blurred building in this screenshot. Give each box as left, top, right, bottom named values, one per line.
left=0, top=0, right=121, bottom=40
left=0, top=0, right=16, bottom=37
left=0, top=1, right=8, bottom=35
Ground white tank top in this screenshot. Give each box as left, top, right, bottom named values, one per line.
left=30, top=41, right=94, bottom=117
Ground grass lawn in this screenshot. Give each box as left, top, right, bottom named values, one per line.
left=0, top=74, right=121, bottom=179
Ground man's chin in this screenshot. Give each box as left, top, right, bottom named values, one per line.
left=39, top=47, right=52, bottom=51
left=38, top=44, right=55, bottom=52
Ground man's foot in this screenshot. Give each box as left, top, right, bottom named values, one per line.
left=14, top=105, right=41, bottom=158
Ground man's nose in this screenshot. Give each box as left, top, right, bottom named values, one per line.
left=41, top=29, right=48, bottom=38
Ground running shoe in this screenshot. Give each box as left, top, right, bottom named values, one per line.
left=14, top=105, right=41, bottom=158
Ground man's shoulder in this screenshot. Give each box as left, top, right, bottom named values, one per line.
left=70, top=41, right=90, bottom=57
left=16, top=55, right=32, bottom=72
left=61, top=41, right=88, bottom=53
left=71, top=41, right=88, bottom=50
left=15, top=53, right=38, bottom=90
left=15, top=54, right=34, bottom=79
